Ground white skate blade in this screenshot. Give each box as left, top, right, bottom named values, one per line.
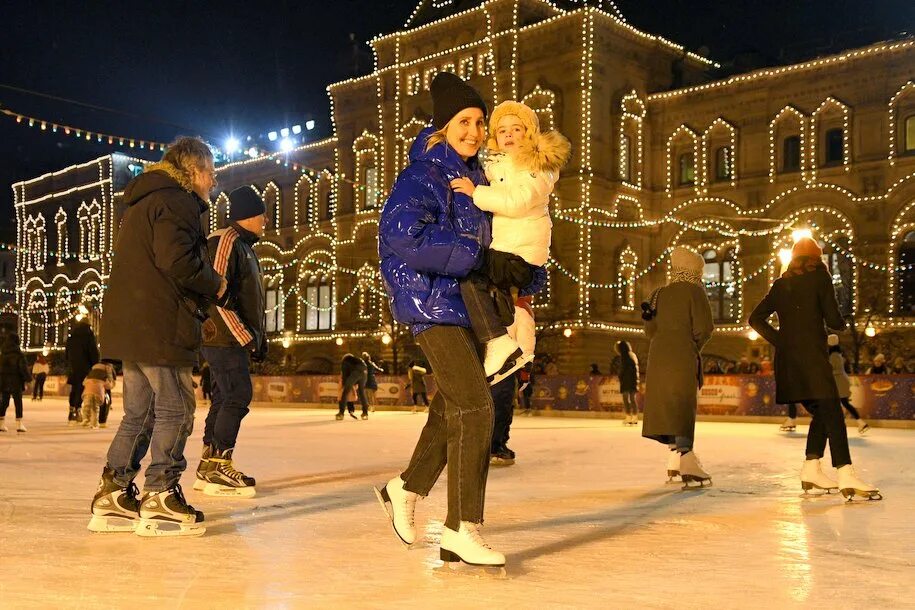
left=438, top=549, right=507, bottom=577
left=681, top=476, right=712, bottom=489
left=202, top=482, right=256, bottom=498
left=488, top=353, right=534, bottom=386
left=134, top=518, right=206, bottom=537
left=490, top=456, right=515, bottom=467
left=87, top=514, right=137, bottom=533
left=801, top=481, right=837, bottom=495
left=192, top=478, right=207, bottom=491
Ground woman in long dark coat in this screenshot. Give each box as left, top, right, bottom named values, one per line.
left=749, top=237, right=880, bottom=500
left=642, top=247, right=714, bottom=487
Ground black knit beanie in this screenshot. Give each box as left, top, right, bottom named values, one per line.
left=228, top=185, right=266, bottom=221
left=430, top=72, right=487, bottom=129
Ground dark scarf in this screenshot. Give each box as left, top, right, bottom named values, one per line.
left=781, top=255, right=827, bottom=279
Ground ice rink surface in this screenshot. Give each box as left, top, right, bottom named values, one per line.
left=0, top=398, right=912, bottom=610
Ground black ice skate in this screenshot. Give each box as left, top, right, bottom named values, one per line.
left=203, top=448, right=256, bottom=498
left=87, top=467, right=140, bottom=533
left=192, top=444, right=214, bottom=491
left=135, top=484, right=206, bottom=537
left=490, top=446, right=515, bottom=466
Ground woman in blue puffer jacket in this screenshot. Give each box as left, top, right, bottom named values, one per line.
left=374, top=73, right=544, bottom=569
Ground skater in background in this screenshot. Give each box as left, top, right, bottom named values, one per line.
left=374, top=73, right=545, bottom=569
left=336, top=352, right=370, bottom=420
left=406, top=360, right=429, bottom=413
left=362, top=352, right=383, bottom=413
left=641, top=247, right=714, bottom=487
left=828, top=334, right=869, bottom=435
left=81, top=361, right=114, bottom=430
left=750, top=237, right=880, bottom=500
left=65, top=318, right=99, bottom=425
left=589, top=363, right=602, bottom=377
left=866, top=353, right=888, bottom=374
left=0, top=334, right=31, bottom=433
left=616, top=341, right=640, bottom=426
left=450, top=98, right=569, bottom=384
left=98, top=362, right=116, bottom=429
left=779, top=403, right=800, bottom=432
left=31, top=354, right=49, bottom=401
left=197, top=185, right=268, bottom=498
left=200, top=361, right=212, bottom=402
left=490, top=374, right=517, bottom=465
left=90, top=137, right=229, bottom=535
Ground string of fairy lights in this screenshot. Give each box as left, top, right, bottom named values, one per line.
left=9, top=2, right=915, bottom=349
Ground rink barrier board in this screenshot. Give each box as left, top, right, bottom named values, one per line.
left=33, top=374, right=915, bottom=420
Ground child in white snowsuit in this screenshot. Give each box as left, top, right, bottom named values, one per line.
left=452, top=100, right=571, bottom=383
left=82, top=362, right=114, bottom=429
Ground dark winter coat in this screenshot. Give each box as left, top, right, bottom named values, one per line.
left=65, top=321, right=100, bottom=384
left=0, top=343, right=31, bottom=393
left=749, top=265, right=845, bottom=403
left=364, top=358, right=383, bottom=390
left=378, top=126, right=545, bottom=335
left=642, top=281, right=714, bottom=442
left=340, top=354, right=367, bottom=379
left=619, top=352, right=639, bottom=394
left=99, top=162, right=223, bottom=367
left=201, top=223, right=266, bottom=352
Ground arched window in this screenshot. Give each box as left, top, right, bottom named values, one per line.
left=906, top=115, right=915, bottom=153
left=821, top=236, right=854, bottom=316
left=262, top=183, right=280, bottom=231
left=824, top=128, right=844, bottom=164
left=616, top=247, right=638, bottom=310
left=619, top=92, right=646, bottom=188
left=303, top=275, right=334, bottom=331
left=55, top=209, right=68, bottom=266
left=679, top=153, right=695, bottom=185
left=714, top=146, right=733, bottom=181
left=34, top=215, right=47, bottom=270
left=702, top=249, right=739, bottom=322
left=314, top=173, right=333, bottom=222
left=782, top=136, right=801, bottom=172
left=898, top=230, right=915, bottom=314
left=264, top=275, right=284, bottom=333
left=294, top=175, right=312, bottom=227
left=522, top=85, right=557, bottom=132
left=25, top=291, right=48, bottom=349
left=55, top=287, right=72, bottom=345
left=212, top=193, right=229, bottom=233
left=354, top=132, right=380, bottom=211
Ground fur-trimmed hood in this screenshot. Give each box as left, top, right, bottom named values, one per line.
left=123, top=160, right=205, bottom=211
left=505, top=130, right=572, bottom=174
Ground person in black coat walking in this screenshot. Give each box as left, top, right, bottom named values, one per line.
left=89, top=137, right=229, bottom=536
left=616, top=341, right=640, bottom=426
left=750, top=237, right=880, bottom=500
left=65, top=319, right=100, bottom=424
left=0, top=335, right=31, bottom=433
left=337, top=353, right=369, bottom=420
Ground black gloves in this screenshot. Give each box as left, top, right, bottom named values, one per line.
left=480, top=249, right=534, bottom=290
left=252, top=341, right=268, bottom=363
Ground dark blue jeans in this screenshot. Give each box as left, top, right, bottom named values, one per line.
left=200, top=346, right=253, bottom=452
left=106, top=362, right=196, bottom=492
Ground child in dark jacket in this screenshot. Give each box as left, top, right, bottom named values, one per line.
left=0, top=335, right=31, bottom=433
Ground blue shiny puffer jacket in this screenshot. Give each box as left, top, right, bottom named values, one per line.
left=379, top=126, right=545, bottom=335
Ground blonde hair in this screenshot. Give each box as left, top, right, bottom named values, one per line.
left=423, top=125, right=449, bottom=153
left=162, top=136, right=214, bottom=180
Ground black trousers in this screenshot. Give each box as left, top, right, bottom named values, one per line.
left=490, top=375, right=515, bottom=451
left=338, top=370, right=369, bottom=415
left=68, top=380, right=84, bottom=420
left=840, top=397, right=860, bottom=420
left=32, top=373, right=47, bottom=400
left=1, top=391, right=24, bottom=419
left=99, top=389, right=111, bottom=424
left=801, top=398, right=851, bottom=467
left=412, top=392, right=429, bottom=406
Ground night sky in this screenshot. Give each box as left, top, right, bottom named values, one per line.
left=2, top=0, right=911, bottom=236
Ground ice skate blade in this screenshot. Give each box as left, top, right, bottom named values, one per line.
left=87, top=514, right=137, bottom=533
left=487, top=352, right=534, bottom=386
left=373, top=485, right=413, bottom=547
left=490, top=457, right=516, bottom=467
left=840, top=488, right=883, bottom=502
left=134, top=518, right=205, bottom=537
left=439, top=549, right=506, bottom=572
left=801, top=481, right=837, bottom=494
left=681, top=477, right=712, bottom=490
left=202, top=483, right=256, bottom=498
left=192, top=478, right=207, bottom=491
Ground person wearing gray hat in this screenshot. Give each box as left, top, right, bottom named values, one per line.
left=194, top=185, right=268, bottom=499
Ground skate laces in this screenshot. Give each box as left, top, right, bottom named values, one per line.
left=464, top=523, right=491, bottom=549
left=168, top=484, right=195, bottom=513
left=218, top=460, right=247, bottom=482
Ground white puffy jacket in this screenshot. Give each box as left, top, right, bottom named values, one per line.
left=472, top=153, right=556, bottom=266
